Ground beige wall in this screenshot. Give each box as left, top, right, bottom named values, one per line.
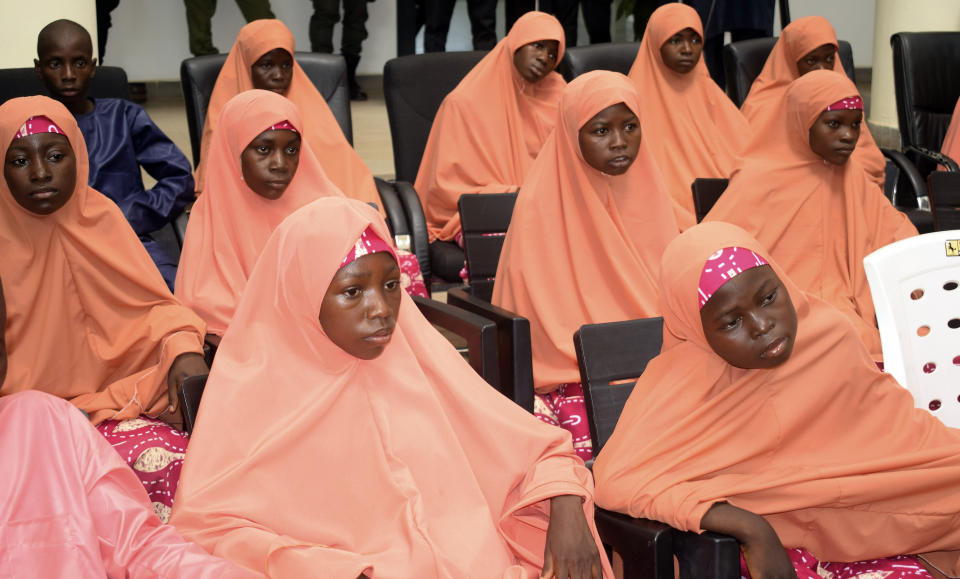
left=0, top=0, right=97, bottom=69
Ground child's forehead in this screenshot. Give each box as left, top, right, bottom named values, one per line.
left=38, top=26, right=92, bottom=58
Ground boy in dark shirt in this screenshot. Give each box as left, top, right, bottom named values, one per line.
left=35, top=19, right=194, bottom=290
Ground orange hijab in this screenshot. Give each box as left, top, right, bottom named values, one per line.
left=0, top=96, right=205, bottom=424
left=705, top=70, right=916, bottom=358
left=170, top=197, right=612, bottom=578
left=628, top=3, right=751, bottom=231
left=940, top=96, right=960, bottom=165
left=492, top=71, right=679, bottom=393
left=594, top=221, right=960, bottom=572
left=415, top=11, right=566, bottom=242
left=740, top=16, right=885, bottom=183
left=195, top=19, right=378, bottom=208
left=175, top=90, right=343, bottom=337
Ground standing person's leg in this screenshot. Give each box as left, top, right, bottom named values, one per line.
left=703, top=33, right=725, bottom=88
left=96, top=0, right=121, bottom=60
left=310, top=0, right=341, bottom=53
left=582, top=0, right=611, bottom=44
left=466, top=0, right=497, bottom=50
left=183, top=0, right=219, bottom=56
left=234, top=0, right=276, bottom=21
left=341, top=0, right=370, bottom=100
left=424, top=0, right=456, bottom=52
left=505, top=0, right=535, bottom=32
left=542, top=0, right=579, bottom=47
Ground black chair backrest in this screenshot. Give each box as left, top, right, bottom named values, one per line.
left=383, top=51, right=487, bottom=182
left=574, top=317, right=664, bottom=454
left=692, top=178, right=729, bottom=222
left=0, top=66, right=131, bottom=104
left=929, top=171, right=960, bottom=231
left=180, top=52, right=352, bottom=166
left=556, top=42, right=641, bottom=82
left=413, top=295, right=498, bottom=382
left=891, top=32, right=960, bottom=152
left=723, top=38, right=856, bottom=107
left=458, top=192, right=518, bottom=302
left=177, top=374, right=208, bottom=434
left=447, top=287, right=535, bottom=412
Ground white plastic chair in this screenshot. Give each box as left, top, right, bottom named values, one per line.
left=864, top=231, right=960, bottom=426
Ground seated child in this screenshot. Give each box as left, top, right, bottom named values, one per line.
left=594, top=221, right=960, bottom=579
left=34, top=19, right=195, bottom=290
left=1, top=96, right=209, bottom=522
left=492, top=71, right=679, bottom=460
left=627, top=3, right=751, bottom=230
left=416, top=11, right=566, bottom=246
left=170, top=197, right=612, bottom=579
left=739, top=15, right=884, bottom=183
left=706, top=70, right=916, bottom=360
left=194, top=18, right=380, bottom=213
left=176, top=90, right=425, bottom=341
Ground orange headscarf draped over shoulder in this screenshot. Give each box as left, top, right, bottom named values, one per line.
left=706, top=70, right=916, bottom=359
left=175, top=90, right=343, bottom=337
left=195, top=19, right=379, bottom=209
left=416, top=11, right=566, bottom=242
left=492, top=71, right=679, bottom=393
left=628, top=3, right=751, bottom=230
left=595, top=222, right=960, bottom=572
left=0, top=96, right=205, bottom=424
left=940, top=97, right=960, bottom=166
left=740, top=16, right=885, bottom=183
left=171, top=197, right=612, bottom=578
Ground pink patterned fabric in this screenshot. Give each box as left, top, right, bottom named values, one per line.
left=340, top=225, right=394, bottom=267
left=13, top=115, right=64, bottom=140
left=740, top=547, right=932, bottom=579
left=268, top=120, right=297, bottom=132
left=534, top=382, right=593, bottom=460
left=825, top=96, right=864, bottom=111
left=396, top=250, right=428, bottom=298
left=698, top=246, right=768, bottom=309
left=96, top=416, right=188, bottom=523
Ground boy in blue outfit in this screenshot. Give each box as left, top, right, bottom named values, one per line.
left=34, top=19, right=193, bottom=290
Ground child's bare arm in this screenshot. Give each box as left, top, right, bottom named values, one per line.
left=700, top=502, right=797, bottom=579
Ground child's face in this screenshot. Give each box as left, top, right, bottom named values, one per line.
left=659, top=27, right=702, bottom=74
left=808, top=109, right=860, bottom=166
left=318, top=252, right=402, bottom=360
left=512, top=39, right=560, bottom=84
left=34, top=29, right=97, bottom=108
left=4, top=133, right=77, bottom=215
left=251, top=49, right=294, bottom=95
left=796, top=44, right=836, bottom=76
left=240, top=129, right=301, bottom=200
left=699, top=265, right=798, bottom=369
left=578, top=102, right=641, bottom=175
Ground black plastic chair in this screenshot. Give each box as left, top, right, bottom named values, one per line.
left=413, top=296, right=498, bottom=384
left=178, top=374, right=209, bottom=434
left=574, top=317, right=739, bottom=578
left=891, top=32, right=960, bottom=175
left=457, top=192, right=518, bottom=301
left=929, top=171, right=960, bottom=232
left=691, top=178, right=729, bottom=223
left=446, top=287, right=534, bottom=413
left=556, top=42, right=641, bottom=82
left=0, top=66, right=132, bottom=104
left=722, top=38, right=856, bottom=108
left=179, top=52, right=352, bottom=167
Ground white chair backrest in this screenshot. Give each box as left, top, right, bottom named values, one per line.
left=864, top=231, right=960, bottom=426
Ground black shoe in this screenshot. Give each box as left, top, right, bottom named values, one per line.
left=349, top=83, right=368, bottom=101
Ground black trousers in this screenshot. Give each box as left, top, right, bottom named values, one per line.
left=423, top=0, right=497, bottom=52
left=310, top=0, right=369, bottom=57
left=541, top=0, right=612, bottom=47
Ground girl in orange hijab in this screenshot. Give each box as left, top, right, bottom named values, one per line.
left=416, top=11, right=566, bottom=244
left=740, top=15, right=885, bottom=183
left=594, top=221, right=960, bottom=579
left=492, top=71, right=679, bottom=460
left=194, top=19, right=379, bottom=210
left=706, top=70, right=916, bottom=360
left=627, top=3, right=751, bottom=230
left=1, top=96, right=208, bottom=522
left=170, top=196, right=612, bottom=579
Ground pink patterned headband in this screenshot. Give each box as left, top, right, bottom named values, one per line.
left=268, top=120, right=298, bottom=133
left=13, top=116, right=64, bottom=140
left=825, top=96, right=863, bottom=112
left=698, top=246, right=769, bottom=309
left=340, top=226, right=394, bottom=268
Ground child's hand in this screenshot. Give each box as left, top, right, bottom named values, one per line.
left=741, top=527, right=796, bottom=579
left=541, top=495, right=602, bottom=579
left=165, top=352, right=208, bottom=416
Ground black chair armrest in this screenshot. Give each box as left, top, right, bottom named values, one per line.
left=673, top=529, right=741, bottom=579
left=374, top=178, right=410, bottom=246
left=880, top=148, right=928, bottom=208
left=413, top=296, right=498, bottom=383
left=594, top=508, right=674, bottom=579
left=907, top=146, right=960, bottom=174
left=394, top=181, right=431, bottom=289
left=178, top=374, right=209, bottom=434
